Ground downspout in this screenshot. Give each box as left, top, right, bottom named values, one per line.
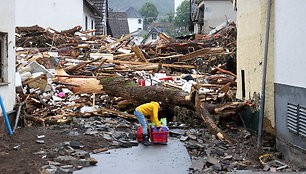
left=258, top=0, right=272, bottom=147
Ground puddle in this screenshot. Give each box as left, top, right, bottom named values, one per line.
left=75, top=137, right=191, bottom=174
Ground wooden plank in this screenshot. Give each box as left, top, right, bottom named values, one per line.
left=100, top=34, right=132, bottom=50
left=105, top=60, right=196, bottom=69
left=148, top=54, right=183, bottom=62
left=55, top=75, right=96, bottom=78
left=213, top=66, right=237, bottom=78
left=114, top=53, right=135, bottom=58
left=131, top=45, right=148, bottom=62
left=178, top=47, right=224, bottom=62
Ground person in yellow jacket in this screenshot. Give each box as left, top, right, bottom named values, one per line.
left=134, top=101, right=162, bottom=146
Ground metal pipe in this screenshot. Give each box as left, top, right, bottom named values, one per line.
left=258, top=0, right=272, bottom=147
left=13, top=103, right=23, bottom=132
left=0, top=96, right=13, bottom=135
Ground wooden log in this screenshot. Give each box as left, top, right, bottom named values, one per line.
left=54, top=69, right=104, bottom=94
left=198, top=102, right=233, bottom=144
left=58, top=26, right=82, bottom=36
left=99, top=77, right=194, bottom=109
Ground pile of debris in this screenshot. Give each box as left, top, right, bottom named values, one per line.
left=14, top=24, right=267, bottom=173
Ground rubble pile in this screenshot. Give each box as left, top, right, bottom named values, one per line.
left=15, top=24, right=245, bottom=128
left=14, top=24, right=292, bottom=173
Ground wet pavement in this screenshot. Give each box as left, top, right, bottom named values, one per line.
left=75, top=137, right=191, bottom=174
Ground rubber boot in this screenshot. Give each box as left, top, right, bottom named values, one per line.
left=142, top=134, right=152, bottom=146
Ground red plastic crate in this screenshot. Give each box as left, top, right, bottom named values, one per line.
left=136, top=126, right=168, bottom=144
left=151, top=126, right=168, bottom=144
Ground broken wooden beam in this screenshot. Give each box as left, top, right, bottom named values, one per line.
left=213, top=66, right=237, bottom=78
left=131, top=45, right=148, bottom=62
left=105, top=60, right=195, bottom=69
left=178, top=47, right=224, bottom=62
left=100, top=34, right=131, bottom=50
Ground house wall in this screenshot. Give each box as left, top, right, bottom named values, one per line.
left=274, top=0, right=306, bottom=168
left=204, top=0, right=236, bottom=33
left=83, top=1, right=96, bottom=32
left=236, top=0, right=275, bottom=132
left=16, top=0, right=84, bottom=30
left=143, top=34, right=159, bottom=45
left=128, top=18, right=143, bottom=33
left=0, top=0, right=16, bottom=114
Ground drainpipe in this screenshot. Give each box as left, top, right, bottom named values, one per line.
left=258, top=0, right=272, bottom=147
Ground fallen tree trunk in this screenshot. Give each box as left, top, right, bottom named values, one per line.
left=98, top=77, right=195, bottom=109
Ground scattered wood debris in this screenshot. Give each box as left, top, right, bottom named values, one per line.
left=15, top=22, right=251, bottom=142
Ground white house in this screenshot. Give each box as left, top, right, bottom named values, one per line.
left=141, top=28, right=160, bottom=45
left=15, top=0, right=102, bottom=32
left=119, top=7, right=144, bottom=33
left=0, top=0, right=16, bottom=115
left=204, top=0, right=236, bottom=33
left=274, top=0, right=306, bottom=168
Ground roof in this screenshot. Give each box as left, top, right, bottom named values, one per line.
left=84, top=0, right=103, bottom=17
left=117, top=7, right=143, bottom=18
left=108, top=12, right=130, bottom=38
left=141, top=27, right=160, bottom=44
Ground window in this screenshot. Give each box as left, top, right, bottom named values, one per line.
left=0, top=32, right=8, bottom=84
left=138, top=19, right=142, bottom=24
left=152, top=32, right=157, bottom=39
left=91, top=20, right=94, bottom=30
left=85, top=16, right=88, bottom=30
left=138, top=28, right=142, bottom=31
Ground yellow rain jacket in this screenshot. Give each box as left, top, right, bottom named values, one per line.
left=136, top=101, right=160, bottom=127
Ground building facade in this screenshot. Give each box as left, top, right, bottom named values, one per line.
left=237, top=0, right=306, bottom=167
left=16, top=0, right=101, bottom=32
left=0, top=0, right=16, bottom=115
left=274, top=0, right=306, bottom=168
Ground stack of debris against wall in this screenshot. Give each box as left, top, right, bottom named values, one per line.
left=15, top=23, right=252, bottom=142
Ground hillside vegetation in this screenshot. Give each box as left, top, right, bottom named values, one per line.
left=109, top=0, right=174, bottom=17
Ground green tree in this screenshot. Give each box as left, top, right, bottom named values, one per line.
left=166, top=12, right=174, bottom=23
left=174, top=0, right=190, bottom=28
left=139, top=2, right=159, bottom=24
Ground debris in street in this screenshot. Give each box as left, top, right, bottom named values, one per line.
left=8, top=23, right=300, bottom=173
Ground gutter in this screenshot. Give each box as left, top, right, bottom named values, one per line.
left=258, top=0, right=272, bottom=147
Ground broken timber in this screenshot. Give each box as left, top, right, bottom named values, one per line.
left=178, top=47, right=224, bottom=62
left=99, top=77, right=195, bottom=109
left=105, top=60, right=195, bottom=69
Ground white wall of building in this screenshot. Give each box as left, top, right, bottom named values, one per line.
left=16, top=0, right=91, bottom=31
left=128, top=18, right=143, bottom=33
left=0, top=0, right=16, bottom=113
left=274, top=0, right=306, bottom=88
left=204, top=0, right=236, bottom=33
left=83, top=2, right=96, bottom=32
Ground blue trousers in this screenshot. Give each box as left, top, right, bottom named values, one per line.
left=134, top=109, right=148, bottom=134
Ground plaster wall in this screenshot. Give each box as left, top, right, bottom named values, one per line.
left=204, top=0, right=236, bottom=33
left=0, top=0, right=16, bottom=113
left=83, top=2, right=96, bottom=32
left=128, top=18, right=143, bottom=33
left=274, top=0, right=306, bottom=88
left=236, top=0, right=275, bottom=127
left=16, top=0, right=84, bottom=30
